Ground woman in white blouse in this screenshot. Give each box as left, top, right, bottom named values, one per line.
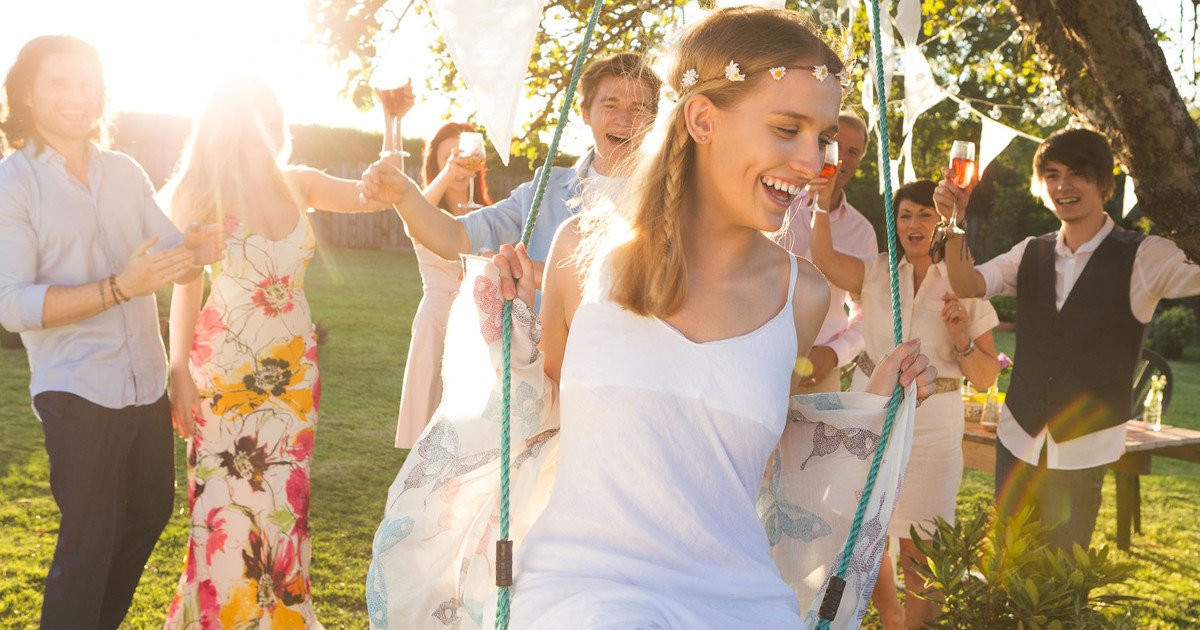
left=809, top=178, right=1001, bottom=629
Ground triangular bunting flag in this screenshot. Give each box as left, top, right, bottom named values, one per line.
left=1123, top=175, right=1138, bottom=218
left=978, top=115, right=1020, bottom=178
left=425, top=0, right=547, bottom=165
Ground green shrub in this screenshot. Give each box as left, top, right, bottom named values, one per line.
left=991, top=295, right=1017, bottom=323
left=910, top=502, right=1138, bottom=629
left=1147, top=305, right=1198, bottom=360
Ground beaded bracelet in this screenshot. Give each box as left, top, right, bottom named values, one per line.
left=109, top=274, right=131, bottom=305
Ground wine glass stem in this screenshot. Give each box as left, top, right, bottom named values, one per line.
left=393, top=117, right=405, bottom=170
left=468, top=177, right=476, bottom=207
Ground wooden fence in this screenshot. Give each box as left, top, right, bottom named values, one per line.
left=121, top=145, right=532, bottom=252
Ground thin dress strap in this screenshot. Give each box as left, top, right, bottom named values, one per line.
left=785, top=254, right=799, bottom=305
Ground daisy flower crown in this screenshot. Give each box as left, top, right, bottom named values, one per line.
left=662, top=60, right=851, bottom=103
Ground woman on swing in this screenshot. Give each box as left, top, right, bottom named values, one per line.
left=364, top=6, right=938, bottom=628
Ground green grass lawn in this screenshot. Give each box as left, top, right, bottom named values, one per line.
left=0, top=248, right=1197, bottom=628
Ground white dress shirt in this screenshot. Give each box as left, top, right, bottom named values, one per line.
left=0, top=143, right=183, bottom=409
left=859, top=256, right=998, bottom=379
left=775, top=193, right=879, bottom=366
left=980, top=216, right=1200, bottom=469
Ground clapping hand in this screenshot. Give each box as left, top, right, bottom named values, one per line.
left=183, top=221, right=224, bottom=267
left=118, top=237, right=195, bottom=297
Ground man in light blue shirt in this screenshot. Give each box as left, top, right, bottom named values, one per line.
left=365, top=52, right=661, bottom=289
left=0, top=36, right=219, bottom=629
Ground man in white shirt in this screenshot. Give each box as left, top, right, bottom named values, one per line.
left=0, top=36, right=220, bottom=628
left=938, top=128, right=1200, bottom=549
left=776, top=111, right=878, bottom=392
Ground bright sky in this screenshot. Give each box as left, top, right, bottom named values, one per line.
left=1, top=0, right=1194, bottom=152
left=0, top=0, right=595, bottom=155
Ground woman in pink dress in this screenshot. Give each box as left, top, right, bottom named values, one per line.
left=394, top=122, right=493, bottom=448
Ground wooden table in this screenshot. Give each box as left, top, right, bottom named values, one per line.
left=962, top=420, right=1200, bottom=550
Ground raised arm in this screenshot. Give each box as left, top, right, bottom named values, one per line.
left=933, top=172, right=987, bottom=298
left=809, top=206, right=866, bottom=295
left=288, top=166, right=391, bottom=214
left=942, top=233, right=987, bottom=298
left=361, top=158, right=471, bottom=260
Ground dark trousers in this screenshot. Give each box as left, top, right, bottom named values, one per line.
left=994, top=440, right=1107, bottom=551
left=33, top=391, right=175, bottom=630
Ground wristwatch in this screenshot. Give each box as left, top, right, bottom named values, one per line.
left=954, top=339, right=976, bottom=357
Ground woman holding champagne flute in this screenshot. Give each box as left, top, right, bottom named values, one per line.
left=162, top=74, right=391, bottom=628
left=394, top=121, right=493, bottom=448
left=807, top=167, right=1000, bottom=628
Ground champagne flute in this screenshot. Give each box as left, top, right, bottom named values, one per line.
left=457, top=132, right=487, bottom=211
left=373, top=80, right=413, bottom=164
left=358, top=68, right=412, bottom=204
left=946, top=140, right=976, bottom=235
left=808, top=140, right=839, bottom=212
left=820, top=140, right=839, bottom=179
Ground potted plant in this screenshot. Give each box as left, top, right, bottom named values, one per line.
left=909, top=502, right=1138, bottom=628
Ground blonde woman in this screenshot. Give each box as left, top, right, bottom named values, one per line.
left=365, top=7, right=940, bottom=628
left=162, top=75, right=386, bottom=628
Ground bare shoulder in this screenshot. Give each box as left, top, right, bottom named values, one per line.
left=544, top=214, right=595, bottom=326
left=793, top=254, right=831, bottom=309
left=790, top=253, right=831, bottom=352
left=547, top=213, right=583, bottom=274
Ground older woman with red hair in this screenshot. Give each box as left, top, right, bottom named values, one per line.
left=393, top=121, right=492, bottom=448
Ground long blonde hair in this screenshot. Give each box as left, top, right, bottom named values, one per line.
left=163, top=74, right=299, bottom=226
left=596, top=7, right=845, bottom=317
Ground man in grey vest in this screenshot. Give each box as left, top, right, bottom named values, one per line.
left=938, top=128, right=1200, bottom=549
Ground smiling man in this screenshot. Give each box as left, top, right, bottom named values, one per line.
left=938, top=128, right=1200, bottom=550
left=367, top=52, right=661, bottom=290
left=774, top=111, right=878, bottom=393
left=0, top=35, right=220, bottom=629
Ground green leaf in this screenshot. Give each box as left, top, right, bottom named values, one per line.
left=1025, top=577, right=1040, bottom=605
left=268, top=508, right=296, bottom=533
left=195, top=463, right=218, bottom=482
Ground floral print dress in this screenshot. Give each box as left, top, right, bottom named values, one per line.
left=166, top=212, right=322, bottom=629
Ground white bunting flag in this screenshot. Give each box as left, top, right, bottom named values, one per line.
left=894, top=0, right=922, bottom=47
left=901, top=46, right=945, bottom=137
left=426, top=0, right=547, bottom=165
left=863, top=0, right=896, bottom=134
left=902, top=130, right=917, bottom=184
left=978, top=114, right=1020, bottom=179
left=1123, top=175, right=1138, bottom=217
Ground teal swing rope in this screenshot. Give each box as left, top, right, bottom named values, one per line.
left=492, top=0, right=902, bottom=626
left=494, top=2, right=604, bottom=628
left=815, top=0, right=905, bottom=626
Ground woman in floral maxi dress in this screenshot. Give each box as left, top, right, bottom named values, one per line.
left=162, top=75, right=396, bottom=629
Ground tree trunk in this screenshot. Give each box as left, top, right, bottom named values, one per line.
left=1007, top=0, right=1200, bottom=260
